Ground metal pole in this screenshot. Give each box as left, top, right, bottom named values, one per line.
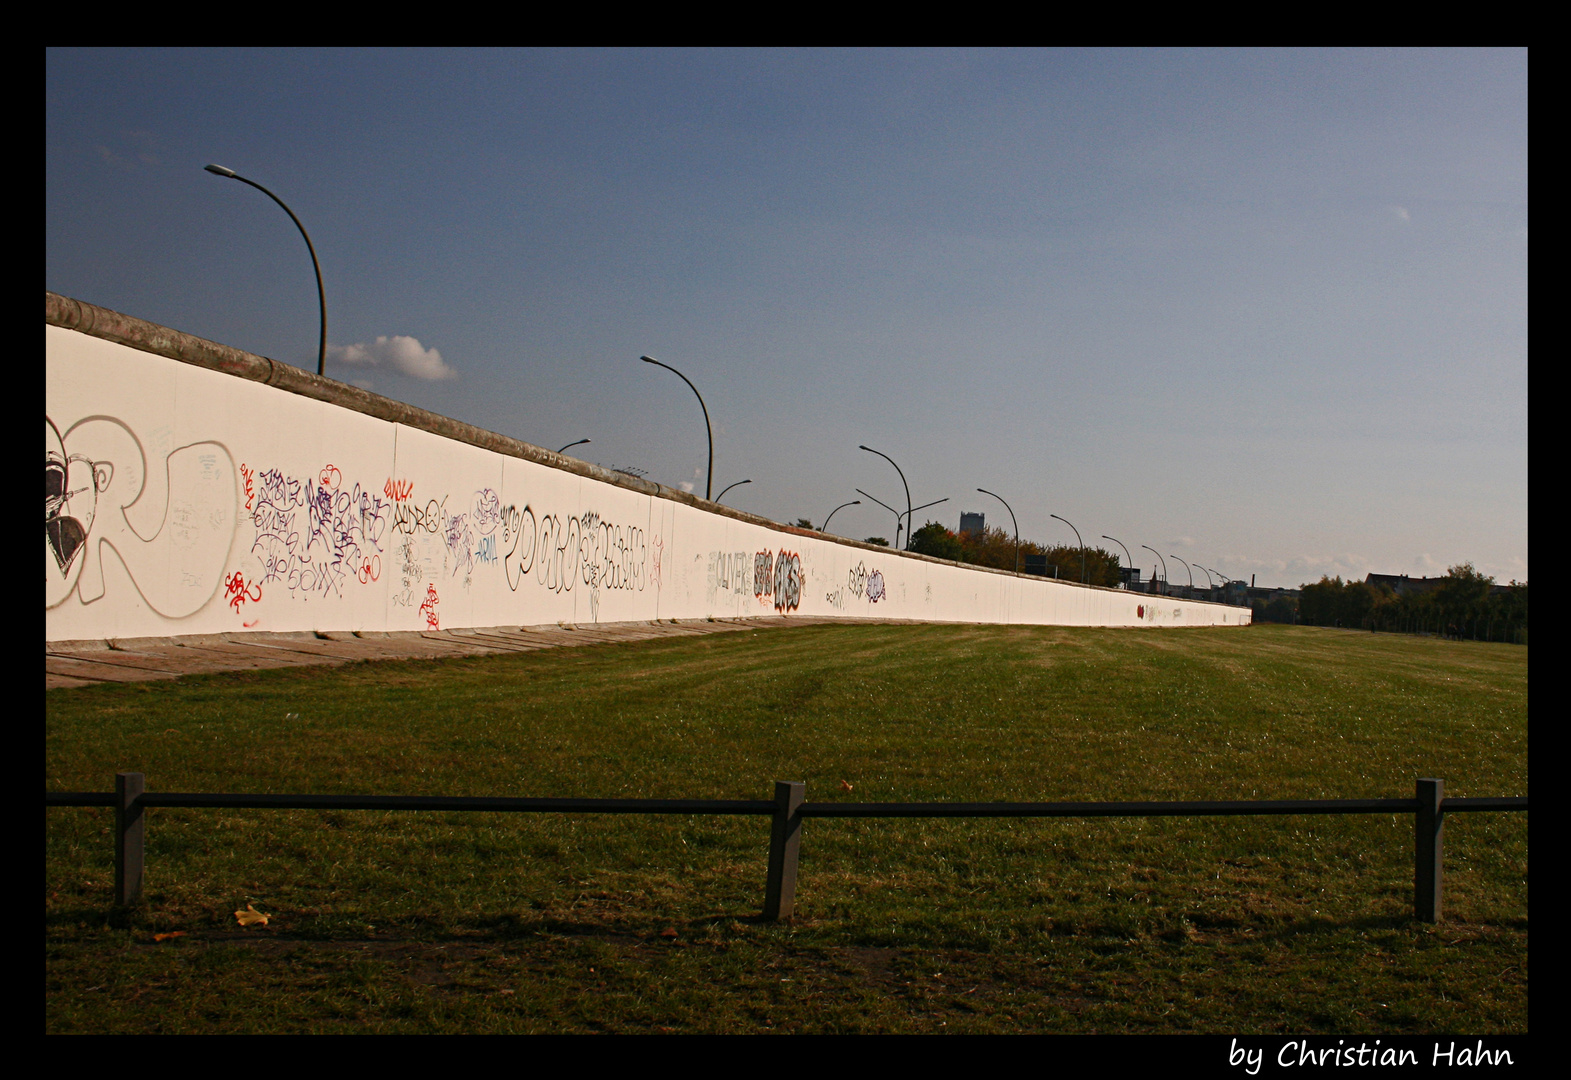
left=556, top=439, right=590, bottom=454
left=903, top=497, right=950, bottom=547
left=1142, top=546, right=1168, bottom=595
left=855, top=489, right=903, bottom=547
left=860, top=447, right=911, bottom=550
left=764, top=781, right=805, bottom=920
left=1052, top=514, right=1086, bottom=583
left=976, top=488, right=1019, bottom=573
left=1171, top=555, right=1194, bottom=594
left=1103, top=535, right=1134, bottom=590
left=1415, top=777, right=1444, bottom=922
left=820, top=500, right=860, bottom=535
left=115, top=772, right=145, bottom=906
left=205, top=165, right=328, bottom=377
left=642, top=356, right=713, bottom=500
left=715, top=479, right=752, bottom=505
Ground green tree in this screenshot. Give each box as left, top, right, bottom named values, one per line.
left=908, top=521, right=964, bottom=561
left=1298, top=576, right=1343, bottom=626
left=1435, top=563, right=1494, bottom=638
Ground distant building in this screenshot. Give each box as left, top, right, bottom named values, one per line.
left=1365, top=573, right=1445, bottom=597
left=959, top=512, right=986, bottom=538
left=1367, top=572, right=1517, bottom=598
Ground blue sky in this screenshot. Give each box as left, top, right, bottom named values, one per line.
left=46, top=48, right=1527, bottom=588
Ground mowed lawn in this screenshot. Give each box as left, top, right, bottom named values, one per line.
left=46, top=622, right=1527, bottom=1034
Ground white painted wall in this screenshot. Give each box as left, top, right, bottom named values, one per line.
left=46, top=325, right=1250, bottom=641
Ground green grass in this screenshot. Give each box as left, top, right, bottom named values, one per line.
left=46, top=623, right=1527, bottom=1033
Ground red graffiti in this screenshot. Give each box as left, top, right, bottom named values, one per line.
left=419, top=583, right=440, bottom=630
left=319, top=464, right=342, bottom=491
left=357, top=553, right=381, bottom=584
left=240, top=463, right=255, bottom=513
left=384, top=478, right=415, bottom=502
left=243, top=619, right=259, bottom=628
left=224, top=570, right=263, bottom=614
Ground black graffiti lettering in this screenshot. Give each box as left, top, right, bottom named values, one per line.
left=773, top=549, right=802, bottom=613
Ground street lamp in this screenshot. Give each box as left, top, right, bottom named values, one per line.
left=1103, top=535, right=1134, bottom=590
left=820, top=499, right=860, bottom=535
left=859, top=446, right=911, bottom=550
left=855, top=489, right=904, bottom=547
left=204, top=164, right=328, bottom=376
left=903, top=498, right=951, bottom=546
left=641, top=356, right=713, bottom=500
left=1051, top=514, right=1086, bottom=583
left=715, top=479, right=752, bottom=505
left=856, top=490, right=948, bottom=550
left=556, top=439, right=590, bottom=454
left=1170, top=555, right=1194, bottom=594
left=976, top=488, right=1019, bottom=573
left=1142, top=546, right=1168, bottom=595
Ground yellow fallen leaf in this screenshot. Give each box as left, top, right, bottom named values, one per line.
left=840, top=779, right=854, bottom=792
left=153, top=931, right=186, bottom=942
left=235, top=904, right=270, bottom=927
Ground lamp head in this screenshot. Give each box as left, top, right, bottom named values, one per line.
left=204, top=164, right=238, bottom=178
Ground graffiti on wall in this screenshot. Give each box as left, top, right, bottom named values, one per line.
left=865, top=568, right=885, bottom=603
left=709, top=550, right=752, bottom=595
left=47, top=415, right=235, bottom=617
left=749, top=548, right=802, bottom=613
left=500, top=504, right=651, bottom=597
left=248, top=463, right=391, bottom=602
left=844, top=561, right=885, bottom=604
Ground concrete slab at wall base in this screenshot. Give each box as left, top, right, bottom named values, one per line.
left=45, top=293, right=1250, bottom=648
left=44, top=617, right=855, bottom=689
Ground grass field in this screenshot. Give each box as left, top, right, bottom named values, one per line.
left=45, top=622, right=1527, bottom=1034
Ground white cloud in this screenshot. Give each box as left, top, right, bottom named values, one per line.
left=328, top=335, right=456, bottom=381
left=1390, top=205, right=1411, bottom=223
left=678, top=482, right=695, bottom=493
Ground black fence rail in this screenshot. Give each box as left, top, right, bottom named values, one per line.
left=46, top=775, right=1526, bottom=923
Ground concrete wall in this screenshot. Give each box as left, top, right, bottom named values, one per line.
left=45, top=295, right=1251, bottom=641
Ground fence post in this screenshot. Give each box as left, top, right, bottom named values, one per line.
left=1414, top=777, right=1443, bottom=923
left=763, top=781, right=805, bottom=921
left=115, top=772, right=145, bottom=906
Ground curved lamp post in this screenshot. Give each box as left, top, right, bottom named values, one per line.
left=1142, top=545, right=1168, bottom=595
left=821, top=499, right=860, bottom=535
left=641, top=355, right=713, bottom=500
left=715, top=479, right=752, bottom=505
left=556, top=439, right=590, bottom=455
left=1051, top=514, right=1086, bottom=583
left=1103, top=535, right=1134, bottom=589
left=859, top=446, right=911, bottom=549
left=855, top=488, right=904, bottom=544
left=976, top=488, right=1019, bottom=573
left=205, top=164, right=328, bottom=376
left=1170, top=555, right=1194, bottom=593
left=905, top=498, right=950, bottom=545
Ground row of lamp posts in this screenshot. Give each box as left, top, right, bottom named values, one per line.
left=206, top=166, right=1226, bottom=593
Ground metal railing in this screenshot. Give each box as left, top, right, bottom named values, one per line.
left=46, top=775, right=1526, bottom=923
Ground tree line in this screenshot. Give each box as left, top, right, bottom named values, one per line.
left=904, top=522, right=1125, bottom=588
left=1295, top=563, right=1527, bottom=644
